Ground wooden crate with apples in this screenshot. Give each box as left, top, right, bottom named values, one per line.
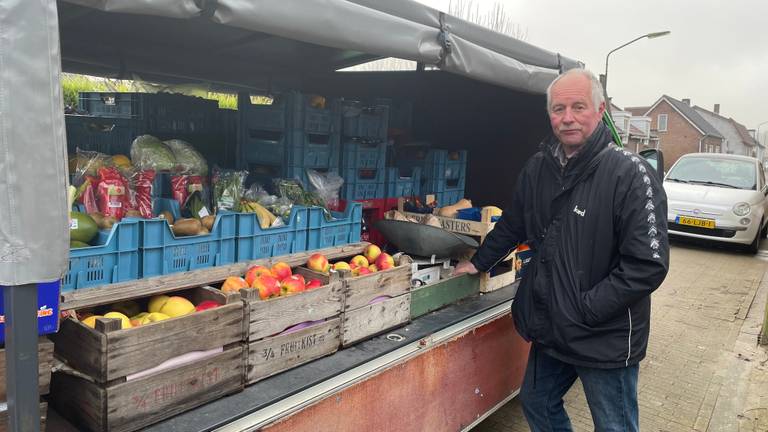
left=49, top=286, right=246, bottom=432
left=301, top=245, right=413, bottom=347
left=396, top=198, right=516, bottom=293
left=221, top=262, right=344, bottom=385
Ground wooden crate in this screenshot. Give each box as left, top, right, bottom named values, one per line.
left=0, top=337, right=54, bottom=400
left=245, top=317, right=341, bottom=384
left=302, top=249, right=413, bottom=347
left=397, top=199, right=515, bottom=293
left=0, top=401, right=47, bottom=432
left=52, top=286, right=246, bottom=384
left=410, top=272, right=479, bottom=319
left=238, top=274, right=343, bottom=385
left=50, top=344, right=244, bottom=432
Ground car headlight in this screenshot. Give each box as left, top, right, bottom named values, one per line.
left=733, top=202, right=751, bottom=216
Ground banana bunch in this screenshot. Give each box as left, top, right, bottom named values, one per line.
left=240, top=200, right=277, bottom=229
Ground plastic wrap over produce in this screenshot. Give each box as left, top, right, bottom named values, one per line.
left=0, top=0, right=70, bottom=284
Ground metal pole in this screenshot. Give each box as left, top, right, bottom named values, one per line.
left=4, top=284, right=40, bottom=432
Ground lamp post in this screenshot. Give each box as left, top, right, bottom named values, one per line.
left=602, top=31, right=671, bottom=110
left=756, top=120, right=768, bottom=162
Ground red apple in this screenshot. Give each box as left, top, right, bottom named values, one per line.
left=305, top=279, right=323, bottom=290
left=245, top=265, right=273, bottom=286
left=195, top=300, right=220, bottom=311
left=357, top=267, right=373, bottom=276
left=281, top=275, right=306, bottom=295
left=221, top=276, right=247, bottom=293
left=307, top=253, right=330, bottom=273
left=291, top=274, right=306, bottom=285
left=252, top=274, right=281, bottom=300
left=271, top=262, right=292, bottom=281
left=375, top=253, right=395, bottom=271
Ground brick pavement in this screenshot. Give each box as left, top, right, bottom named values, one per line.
left=473, top=243, right=768, bottom=432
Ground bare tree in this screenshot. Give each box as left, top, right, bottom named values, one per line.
left=345, top=0, right=527, bottom=72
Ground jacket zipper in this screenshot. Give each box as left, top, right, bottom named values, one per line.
left=625, top=307, right=633, bottom=366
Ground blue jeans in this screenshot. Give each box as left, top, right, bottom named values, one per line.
left=519, top=345, right=639, bottom=432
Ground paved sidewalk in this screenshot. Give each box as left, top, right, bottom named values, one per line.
left=473, top=243, right=768, bottom=432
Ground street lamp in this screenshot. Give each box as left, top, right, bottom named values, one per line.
left=602, top=31, right=671, bottom=109
left=756, top=120, right=768, bottom=161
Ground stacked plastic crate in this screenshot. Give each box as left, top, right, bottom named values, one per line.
left=340, top=101, right=389, bottom=201
left=237, top=91, right=341, bottom=189
left=423, top=150, right=467, bottom=206
left=397, top=148, right=467, bottom=207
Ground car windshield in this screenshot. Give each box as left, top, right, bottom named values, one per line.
left=666, top=157, right=756, bottom=190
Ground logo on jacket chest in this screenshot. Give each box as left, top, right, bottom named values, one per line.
left=573, top=205, right=586, bottom=217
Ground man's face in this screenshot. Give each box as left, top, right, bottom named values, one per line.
left=549, top=74, right=606, bottom=150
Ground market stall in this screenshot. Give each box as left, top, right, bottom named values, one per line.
left=0, top=0, right=583, bottom=430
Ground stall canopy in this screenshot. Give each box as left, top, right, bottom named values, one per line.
left=58, top=0, right=582, bottom=94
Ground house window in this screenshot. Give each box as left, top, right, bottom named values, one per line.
left=657, top=114, right=668, bottom=132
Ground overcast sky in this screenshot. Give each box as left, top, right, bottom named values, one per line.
left=416, top=0, right=768, bottom=138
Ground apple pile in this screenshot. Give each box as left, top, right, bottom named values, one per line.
left=221, top=262, right=324, bottom=300
left=313, top=244, right=396, bottom=276
left=77, top=296, right=217, bottom=330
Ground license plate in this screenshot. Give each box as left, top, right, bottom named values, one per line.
left=676, top=216, right=715, bottom=229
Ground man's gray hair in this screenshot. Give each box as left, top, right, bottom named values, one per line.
left=546, top=68, right=605, bottom=113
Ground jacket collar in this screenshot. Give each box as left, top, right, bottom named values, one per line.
left=542, top=122, right=613, bottom=177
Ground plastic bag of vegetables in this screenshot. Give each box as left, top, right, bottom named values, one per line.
left=130, top=135, right=176, bottom=172
left=164, top=139, right=208, bottom=176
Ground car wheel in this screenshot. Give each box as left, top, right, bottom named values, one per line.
left=761, top=220, right=768, bottom=239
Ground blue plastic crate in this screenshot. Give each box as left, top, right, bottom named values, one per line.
left=340, top=163, right=385, bottom=201
left=241, top=129, right=341, bottom=169
left=285, top=132, right=341, bottom=169
left=341, top=140, right=387, bottom=171
left=78, top=92, right=219, bottom=134
left=341, top=181, right=386, bottom=201
left=65, top=115, right=143, bottom=156
left=397, top=148, right=467, bottom=183
left=307, top=202, right=362, bottom=250
left=241, top=129, right=289, bottom=166
left=0, top=281, right=60, bottom=342
left=386, top=167, right=421, bottom=198
left=423, top=150, right=467, bottom=181
left=236, top=206, right=310, bottom=261
left=63, top=219, right=141, bottom=292
left=424, top=175, right=467, bottom=194
left=342, top=102, right=389, bottom=141
left=77, top=92, right=144, bottom=119
left=239, top=91, right=340, bottom=133
left=139, top=212, right=237, bottom=278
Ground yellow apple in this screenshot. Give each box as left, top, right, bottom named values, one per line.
left=103, top=311, right=133, bottom=329
left=138, top=312, right=171, bottom=325
left=158, top=296, right=196, bottom=317
left=148, top=295, right=170, bottom=313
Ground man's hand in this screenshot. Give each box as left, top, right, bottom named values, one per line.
left=453, top=260, right=479, bottom=276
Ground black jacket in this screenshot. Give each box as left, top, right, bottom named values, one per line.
left=471, top=123, right=669, bottom=368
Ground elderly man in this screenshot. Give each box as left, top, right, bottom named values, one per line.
left=454, top=68, right=669, bottom=431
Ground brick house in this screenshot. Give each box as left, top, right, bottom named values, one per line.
left=641, top=95, right=725, bottom=171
